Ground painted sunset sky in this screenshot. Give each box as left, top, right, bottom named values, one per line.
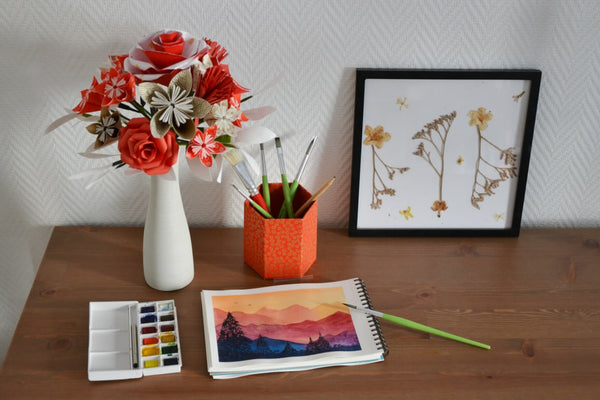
left=212, top=287, right=358, bottom=345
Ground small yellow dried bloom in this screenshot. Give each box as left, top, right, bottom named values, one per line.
left=468, top=107, right=494, bottom=131
left=363, top=125, right=391, bottom=149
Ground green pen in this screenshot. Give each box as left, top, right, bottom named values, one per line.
left=343, top=303, right=491, bottom=350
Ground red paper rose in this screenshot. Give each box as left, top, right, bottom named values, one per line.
left=118, top=118, right=179, bottom=175
left=124, top=30, right=207, bottom=84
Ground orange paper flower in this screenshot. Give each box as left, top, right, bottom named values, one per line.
left=99, top=68, right=136, bottom=107
left=185, top=125, right=226, bottom=167
left=72, top=77, right=104, bottom=114
left=196, top=64, right=248, bottom=105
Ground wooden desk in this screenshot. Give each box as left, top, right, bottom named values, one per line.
left=1, top=227, right=599, bottom=399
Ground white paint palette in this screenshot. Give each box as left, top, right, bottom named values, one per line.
left=88, top=300, right=182, bottom=381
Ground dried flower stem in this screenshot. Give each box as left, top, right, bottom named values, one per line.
left=412, top=111, right=456, bottom=217
left=369, top=145, right=409, bottom=209
left=470, top=126, right=518, bottom=209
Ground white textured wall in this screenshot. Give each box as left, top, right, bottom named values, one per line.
left=1, top=0, right=599, bottom=364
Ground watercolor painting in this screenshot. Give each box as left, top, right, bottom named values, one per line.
left=212, top=287, right=361, bottom=362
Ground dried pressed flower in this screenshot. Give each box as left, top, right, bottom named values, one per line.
left=500, top=147, right=517, bottom=165
left=431, top=200, right=448, bottom=213
left=370, top=198, right=382, bottom=209
left=138, top=69, right=211, bottom=139
left=413, top=142, right=425, bottom=157
left=399, top=206, right=413, bottom=220
left=363, top=125, right=391, bottom=149
left=468, top=107, right=493, bottom=131
left=86, top=107, right=121, bottom=149
left=412, top=112, right=456, bottom=219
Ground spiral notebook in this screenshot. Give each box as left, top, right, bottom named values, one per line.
left=201, top=278, right=388, bottom=379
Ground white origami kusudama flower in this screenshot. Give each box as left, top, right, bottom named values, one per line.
left=205, top=100, right=242, bottom=136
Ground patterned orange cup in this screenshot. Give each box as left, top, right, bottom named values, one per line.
left=243, top=183, right=317, bottom=279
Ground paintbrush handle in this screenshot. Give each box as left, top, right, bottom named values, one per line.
left=261, top=176, right=271, bottom=212
left=232, top=184, right=273, bottom=219
left=382, top=313, right=491, bottom=350
left=294, top=177, right=335, bottom=218
left=278, top=180, right=299, bottom=218
left=250, top=193, right=271, bottom=216
left=248, top=199, right=273, bottom=219
left=280, top=175, right=294, bottom=218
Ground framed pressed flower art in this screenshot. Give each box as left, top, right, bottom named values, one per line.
left=349, top=69, right=541, bottom=237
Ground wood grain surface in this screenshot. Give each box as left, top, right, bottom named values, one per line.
left=1, top=227, right=599, bottom=399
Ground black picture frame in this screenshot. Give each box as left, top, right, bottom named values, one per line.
left=349, top=69, right=541, bottom=237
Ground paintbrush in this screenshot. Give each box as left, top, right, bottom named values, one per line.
left=278, top=136, right=317, bottom=218
left=231, top=184, right=273, bottom=219
left=274, top=137, right=294, bottom=218
left=343, top=303, right=491, bottom=350
left=259, top=143, right=271, bottom=212
left=224, top=149, right=271, bottom=215
left=294, top=177, right=335, bottom=218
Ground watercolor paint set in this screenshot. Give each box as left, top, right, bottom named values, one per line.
left=88, top=299, right=182, bottom=381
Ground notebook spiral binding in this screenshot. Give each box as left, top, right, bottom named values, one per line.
left=354, top=278, right=389, bottom=357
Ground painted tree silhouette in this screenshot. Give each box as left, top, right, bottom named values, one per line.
left=305, top=333, right=331, bottom=355
left=255, top=334, right=273, bottom=356
left=280, top=341, right=299, bottom=357
left=217, top=312, right=252, bottom=361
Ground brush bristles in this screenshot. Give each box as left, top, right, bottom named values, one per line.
left=223, top=149, right=244, bottom=166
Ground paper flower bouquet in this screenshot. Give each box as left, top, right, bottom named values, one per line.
left=48, top=29, right=276, bottom=184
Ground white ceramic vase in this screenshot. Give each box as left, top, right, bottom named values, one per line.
left=143, top=160, right=194, bottom=291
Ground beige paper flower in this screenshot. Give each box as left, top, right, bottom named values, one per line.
left=86, top=107, right=121, bottom=149
left=138, top=69, right=211, bottom=139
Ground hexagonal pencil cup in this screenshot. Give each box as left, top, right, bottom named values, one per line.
left=243, top=183, right=317, bottom=279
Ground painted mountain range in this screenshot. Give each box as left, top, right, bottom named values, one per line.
left=215, top=308, right=359, bottom=346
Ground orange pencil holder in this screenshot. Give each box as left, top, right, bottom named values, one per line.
left=243, top=183, right=317, bottom=279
